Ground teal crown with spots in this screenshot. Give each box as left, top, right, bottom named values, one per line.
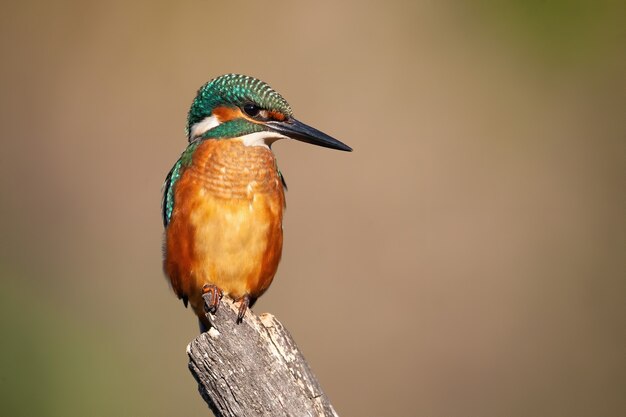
left=186, top=74, right=293, bottom=139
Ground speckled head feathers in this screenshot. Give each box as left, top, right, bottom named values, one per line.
left=186, top=74, right=292, bottom=139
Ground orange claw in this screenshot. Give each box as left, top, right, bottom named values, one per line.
left=236, top=295, right=251, bottom=323
left=202, top=284, right=223, bottom=314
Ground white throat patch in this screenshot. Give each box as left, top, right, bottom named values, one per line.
left=239, top=131, right=289, bottom=148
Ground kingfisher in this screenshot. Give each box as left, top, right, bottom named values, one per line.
left=162, top=74, right=351, bottom=330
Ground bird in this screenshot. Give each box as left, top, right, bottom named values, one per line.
left=162, top=74, right=352, bottom=330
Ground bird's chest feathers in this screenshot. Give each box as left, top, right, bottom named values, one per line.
left=185, top=139, right=283, bottom=200
left=176, top=139, right=284, bottom=251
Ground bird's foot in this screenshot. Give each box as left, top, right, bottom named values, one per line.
left=202, top=284, right=223, bottom=314
left=236, top=295, right=251, bottom=323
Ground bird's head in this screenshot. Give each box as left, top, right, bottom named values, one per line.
left=186, top=74, right=352, bottom=151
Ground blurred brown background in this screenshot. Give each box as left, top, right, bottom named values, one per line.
left=1, top=1, right=624, bottom=416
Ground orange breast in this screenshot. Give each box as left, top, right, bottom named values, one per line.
left=164, top=139, right=285, bottom=320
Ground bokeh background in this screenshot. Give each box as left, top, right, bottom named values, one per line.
left=1, top=1, right=624, bottom=416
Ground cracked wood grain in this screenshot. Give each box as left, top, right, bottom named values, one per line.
left=187, top=296, right=339, bottom=417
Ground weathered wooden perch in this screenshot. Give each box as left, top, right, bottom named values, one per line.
left=187, top=296, right=339, bottom=417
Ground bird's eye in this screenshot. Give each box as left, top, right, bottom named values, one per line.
left=243, top=103, right=261, bottom=117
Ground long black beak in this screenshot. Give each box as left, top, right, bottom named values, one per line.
left=266, top=118, right=352, bottom=152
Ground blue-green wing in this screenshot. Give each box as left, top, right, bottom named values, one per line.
left=162, top=159, right=183, bottom=227
left=162, top=142, right=200, bottom=227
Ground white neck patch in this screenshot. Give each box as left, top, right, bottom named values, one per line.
left=189, top=115, right=220, bottom=140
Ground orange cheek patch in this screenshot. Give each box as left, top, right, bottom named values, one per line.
left=268, top=111, right=286, bottom=121
left=212, top=106, right=244, bottom=122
